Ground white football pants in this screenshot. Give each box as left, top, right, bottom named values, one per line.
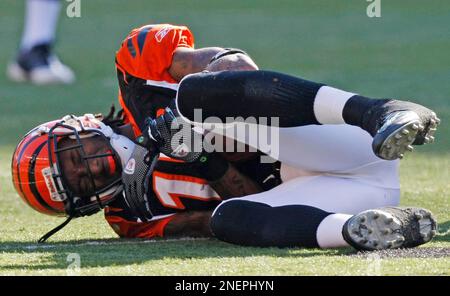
left=211, top=123, right=400, bottom=213
left=209, top=123, right=401, bottom=248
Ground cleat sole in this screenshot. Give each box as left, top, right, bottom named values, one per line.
left=342, top=207, right=437, bottom=251
left=373, top=111, right=441, bottom=160
left=374, top=119, right=421, bottom=160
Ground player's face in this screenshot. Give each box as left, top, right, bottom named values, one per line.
left=57, top=136, right=121, bottom=197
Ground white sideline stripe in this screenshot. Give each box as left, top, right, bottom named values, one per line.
left=0, top=237, right=210, bottom=251
left=313, top=86, right=356, bottom=124
left=146, top=79, right=179, bottom=91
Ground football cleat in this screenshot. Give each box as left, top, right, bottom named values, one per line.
left=7, top=43, right=75, bottom=85
left=342, top=207, right=437, bottom=251
left=370, top=100, right=440, bottom=160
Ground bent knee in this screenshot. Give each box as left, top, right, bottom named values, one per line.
left=211, top=200, right=330, bottom=248
left=211, top=200, right=272, bottom=246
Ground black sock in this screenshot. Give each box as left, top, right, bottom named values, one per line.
left=177, top=70, right=323, bottom=127
left=210, top=200, right=331, bottom=248
left=177, top=70, right=394, bottom=134
left=343, top=96, right=391, bottom=135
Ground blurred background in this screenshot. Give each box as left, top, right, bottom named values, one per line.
left=0, top=0, right=448, bottom=150
left=0, top=1, right=448, bottom=273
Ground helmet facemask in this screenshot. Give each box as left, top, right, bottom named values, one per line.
left=47, top=119, right=123, bottom=218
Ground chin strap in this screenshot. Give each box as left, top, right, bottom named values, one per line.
left=38, top=216, right=73, bottom=243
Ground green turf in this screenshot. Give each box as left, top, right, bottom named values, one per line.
left=0, top=0, right=448, bottom=275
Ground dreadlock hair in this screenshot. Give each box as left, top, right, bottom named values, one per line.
left=101, top=104, right=126, bottom=133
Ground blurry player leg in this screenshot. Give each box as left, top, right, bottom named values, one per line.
left=21, top=0, right=61, bottom=51
left=210, top=174, right=400, bottom=249
left=176, top=70, right=439, bottom=160
left=7, top=0, right=75, bottom=85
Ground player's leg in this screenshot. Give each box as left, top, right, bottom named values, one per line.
left=213, top=175, right=400, bottom=249
left=20, top=0, right=61, bottom=52
left=176, top=70, right=440, bottom=160
left=203, top=117, right=399, bottom=178
left=277, top=125, right=391, bottom=175
left=211, top=199, right=437, bottom=250
left=238, top=174, right=401, bottom=216
left=7, top=0, right=75, bottom=85
left=210, top=175, right=436, bottom=250
left=267, top=124, right=397, bottom=175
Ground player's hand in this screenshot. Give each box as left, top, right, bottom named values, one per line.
left=137, top=107, right=203, bottom=162
left=138, top=108, right=231, bottom=182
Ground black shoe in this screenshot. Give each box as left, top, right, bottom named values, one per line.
left=7, top=43, right=75, bottom=85
left=368, top=100, right=440, bottom=160
left=342, top=207, right=437, bottom=251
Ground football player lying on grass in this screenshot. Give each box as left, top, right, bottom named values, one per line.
left=12, top=89, right=440, bottom=251
left=12, top=23, right=440, bottom=250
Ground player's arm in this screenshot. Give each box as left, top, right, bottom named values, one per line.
left=164, top=210, right=214, bottom=237
left=108, top=165, right=261, bottom=239
left=105, top=200, right=214, bottom=238
left=107, top=208, right=214, bottom=238
left=163, top=163, right=264, bottom=237
left=169, top=47, right=222, bottom=81
left=208, top=161, right=263, bottom=199
left=120, top=118, right=263, bottom=200
left=169, top=47, right=259, bottom=81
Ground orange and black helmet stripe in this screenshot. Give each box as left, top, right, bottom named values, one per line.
left=28, top=140, right=56, bottom=213
left=14, top=135, right=59, bottom=215
left=12, top=135, right=39, bottom=208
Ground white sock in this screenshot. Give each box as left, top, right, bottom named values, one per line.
left=20, top=0, right=62, bottom=51
left=316, top=213, right=352, bottom=248
left=313, top=86, right=356, bottom=124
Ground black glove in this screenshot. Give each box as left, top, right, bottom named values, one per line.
left=136, top=107, right=203, bottom=162
left=136, top=107, right=230, bottom=181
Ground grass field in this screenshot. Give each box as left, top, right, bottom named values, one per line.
left=0, top=0, right=448, bottom=275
